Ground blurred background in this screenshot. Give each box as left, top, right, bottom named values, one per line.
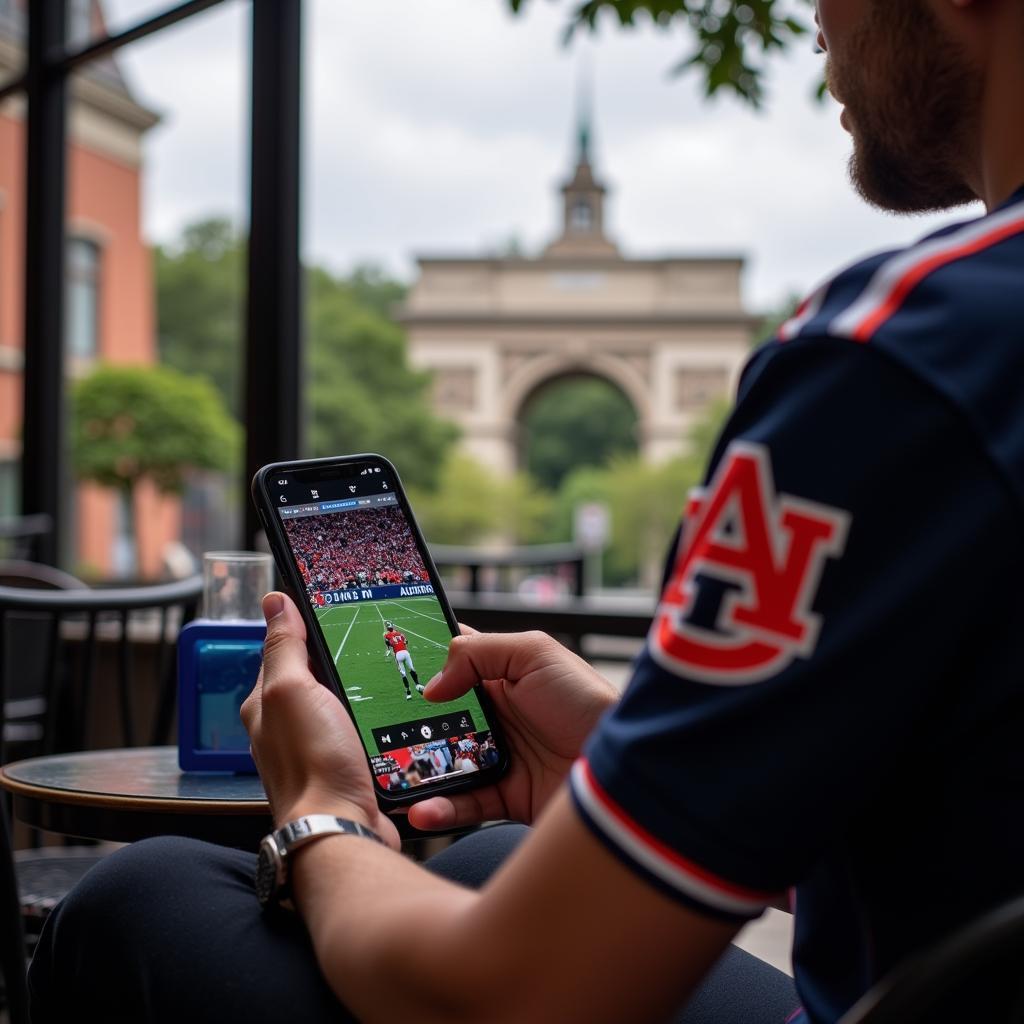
left=0, top=0, right=973, bottom=594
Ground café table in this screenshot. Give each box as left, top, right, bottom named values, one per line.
left=0, top=747, right=272, bottom=850
left=0, top=747, right=450, bottom=852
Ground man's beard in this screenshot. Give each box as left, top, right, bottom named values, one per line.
left=826, top=0, right=981, bottom=214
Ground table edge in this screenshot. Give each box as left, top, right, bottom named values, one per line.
left=0, top=768, right=269, bottom=816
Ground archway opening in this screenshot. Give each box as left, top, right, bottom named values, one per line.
left=518, top=374, right=638, bottom=490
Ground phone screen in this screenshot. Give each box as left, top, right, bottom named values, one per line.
left=272, top=463, right=502, bottom=794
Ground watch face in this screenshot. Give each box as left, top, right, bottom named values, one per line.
left=255, top=838, right=279, bottom=907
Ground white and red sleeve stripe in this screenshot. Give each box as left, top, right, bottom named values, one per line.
left=828, top=198, right=1024, bottom=343
left=570, top=758, right=780, bottom=918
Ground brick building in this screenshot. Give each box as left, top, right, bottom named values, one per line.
left=0, top=0, right=180, bottom=576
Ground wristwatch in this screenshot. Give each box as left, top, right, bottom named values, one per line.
left=255, top=814, right=384, bottom=910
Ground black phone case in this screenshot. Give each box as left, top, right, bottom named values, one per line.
left=251, top=453, right=510, bottom=809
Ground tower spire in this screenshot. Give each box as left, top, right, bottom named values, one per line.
left=576, top=54, right=593, bottom=165
left=544, top=60, right=618, bottom=259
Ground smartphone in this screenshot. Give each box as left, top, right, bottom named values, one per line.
left=251, top=454, right=509, bottom=807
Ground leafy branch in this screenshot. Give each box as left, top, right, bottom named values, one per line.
left=507, top=0, right=817, bottom=107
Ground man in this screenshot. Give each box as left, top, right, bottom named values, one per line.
left=383, top=620, right=424, bottom=699
left=27, top=1, right=1024, bottom=1021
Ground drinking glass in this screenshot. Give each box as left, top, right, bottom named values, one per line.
left=202, top=551, right=274, bottom=621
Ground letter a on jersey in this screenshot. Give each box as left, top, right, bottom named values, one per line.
left=651, top=441, right=850, bottom=685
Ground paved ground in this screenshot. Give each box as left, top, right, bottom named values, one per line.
left=736, top=909, right=794, bottom=975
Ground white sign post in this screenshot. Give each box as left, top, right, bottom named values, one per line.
left=574, top=502, right=610, bottom=593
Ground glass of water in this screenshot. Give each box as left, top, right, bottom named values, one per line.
left=202, top=551, right=274, bottom=621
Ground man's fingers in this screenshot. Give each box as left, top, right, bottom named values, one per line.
left=424, top=631, right=553, bottom=702
left=406, top=788, right=506, bottom=832
left=259, top=592, right=311, bottom=695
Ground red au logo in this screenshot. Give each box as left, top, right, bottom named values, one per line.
left=651, top=442, right=850, bottom=685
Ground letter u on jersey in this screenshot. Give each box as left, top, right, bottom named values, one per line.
left=650, top=442, right=850, bottom=685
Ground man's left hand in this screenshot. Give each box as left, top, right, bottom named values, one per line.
left=241, top=592, right=401, bottom=848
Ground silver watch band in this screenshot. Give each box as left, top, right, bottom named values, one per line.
left=275, top=814, right=383, bottom=854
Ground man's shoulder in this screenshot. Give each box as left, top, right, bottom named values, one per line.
left=778, top=197, right=1024, bottom=352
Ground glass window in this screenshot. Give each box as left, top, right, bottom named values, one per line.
left=66, top=237, right=101, bottom=359
left=67, top=0, right=93, bottom=49
left=0, top=458, right=17, bottom=519
left=571, top=199, right=593, bottom=232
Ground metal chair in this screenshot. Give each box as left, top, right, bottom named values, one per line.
left=0, top=576, right=203, bottom=953
left=0, top=575, right=203, bottom=757
left=840, top=893, right=1024, bottom=1023
left=0, top=562, right=89, bottom=755
left=0, top=560, right=88, bottom=591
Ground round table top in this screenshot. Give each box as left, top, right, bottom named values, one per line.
left=0, top=747, right=268, bottom=815
left=0, top=747, right=442, bottom=850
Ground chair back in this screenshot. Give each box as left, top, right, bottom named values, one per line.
left=0, top=517, right=51, bottom=565
left=840, top=894, right=1024, bottom=1023
left=0, top=561, right=88, bottom=591
left=0, top=576, right=203, bottom=760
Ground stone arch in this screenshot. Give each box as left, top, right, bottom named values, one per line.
left=502, top=351, right=653, bottom=470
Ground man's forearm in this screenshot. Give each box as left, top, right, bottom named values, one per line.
left=291, top=832, right=487, bottom=1023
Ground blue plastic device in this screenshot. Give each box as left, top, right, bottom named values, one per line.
left=177, top=620, right=266, bottom=772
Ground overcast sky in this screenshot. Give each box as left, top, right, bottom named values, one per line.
left=104, top=0, right=983, bottom=311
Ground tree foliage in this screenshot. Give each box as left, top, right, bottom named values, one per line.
left=305, top=268, right=457, bottom=489
left=156, top=218, right=457, bottom=490
left=71, top=364, right=240, bottom=494
left=507, top=0, right=815, bottom=107
left=410, top=453, right=553, bottom=547
left=156, top=219, right=246, bottom=416
left=521, top=376, right=638, bottom=490
left=553, top=398, right=730, bottom=584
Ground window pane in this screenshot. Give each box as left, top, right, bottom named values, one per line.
left=0, top=0, right=25, bottom=91
left=0, top=458, right=17, bottom=518
left=66, top=237, right=100, bottom=359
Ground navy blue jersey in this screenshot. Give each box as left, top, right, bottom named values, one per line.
left=570, top=188, right=1024, bottom=1022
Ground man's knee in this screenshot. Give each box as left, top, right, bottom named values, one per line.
left=426, top=823, right=529, bottom=889
left=32, top=836, right=252, bottom=979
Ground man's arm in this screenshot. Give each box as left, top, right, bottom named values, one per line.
left=291, top=789, right=741, bottom=1024
left=244, top=595, right=746, bottom=1024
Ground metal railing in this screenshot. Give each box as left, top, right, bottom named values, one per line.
left=449, top=591, right=652, bottom=662
left=431, top=543, right=587, bottom=597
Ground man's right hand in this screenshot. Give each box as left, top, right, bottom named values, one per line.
left=406, top=630, right=619, bottom=832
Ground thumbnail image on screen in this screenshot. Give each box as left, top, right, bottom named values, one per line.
left=279, top=494, right=496, bottom=791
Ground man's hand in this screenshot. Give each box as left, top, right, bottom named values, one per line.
left=407, top=630, right=619, bottom=832
left=241, top=592, right=400, bottom=848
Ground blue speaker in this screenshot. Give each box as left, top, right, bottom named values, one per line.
left=177, top=620, right=265, bottom=772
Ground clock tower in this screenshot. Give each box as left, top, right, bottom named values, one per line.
left=545, top=106, right=619, bottom=258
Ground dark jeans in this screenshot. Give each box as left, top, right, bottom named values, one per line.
left=28, top=825, right=800, bottom=1023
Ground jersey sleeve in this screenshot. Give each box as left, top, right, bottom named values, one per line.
left=570, top=335, right=1017, bottom=921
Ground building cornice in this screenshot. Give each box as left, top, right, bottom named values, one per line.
left=0, top=33, right=160, bottom=134
left=413, top=254, right=746, bottom=270
left=397, top=312, right=761, bottom=329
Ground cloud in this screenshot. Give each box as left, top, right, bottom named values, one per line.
left=109, top=0, right=980, bottom=311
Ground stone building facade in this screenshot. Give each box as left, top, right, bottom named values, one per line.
left=399, top=122, right=758, bottom=475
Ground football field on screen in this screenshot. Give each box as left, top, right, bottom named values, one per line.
left=314, top=596, right=467, bottom=751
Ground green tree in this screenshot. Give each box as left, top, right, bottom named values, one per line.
left=554, top=398, right=730, bottom=585
left=409, top=454, right=553, bottom=547
left=306, top=268, right=457, bottom=489
left=71, top=364, right=240, bottom=576
left=156, top=218, right=245, bottom=415
left=521, top=376, right=638, bottom=490
left=507, top=0, right=816, bottom=107
left=156, top=218, right=456, bottom=489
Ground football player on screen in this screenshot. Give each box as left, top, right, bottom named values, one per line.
left=383, top=620, right=423, bottom=700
